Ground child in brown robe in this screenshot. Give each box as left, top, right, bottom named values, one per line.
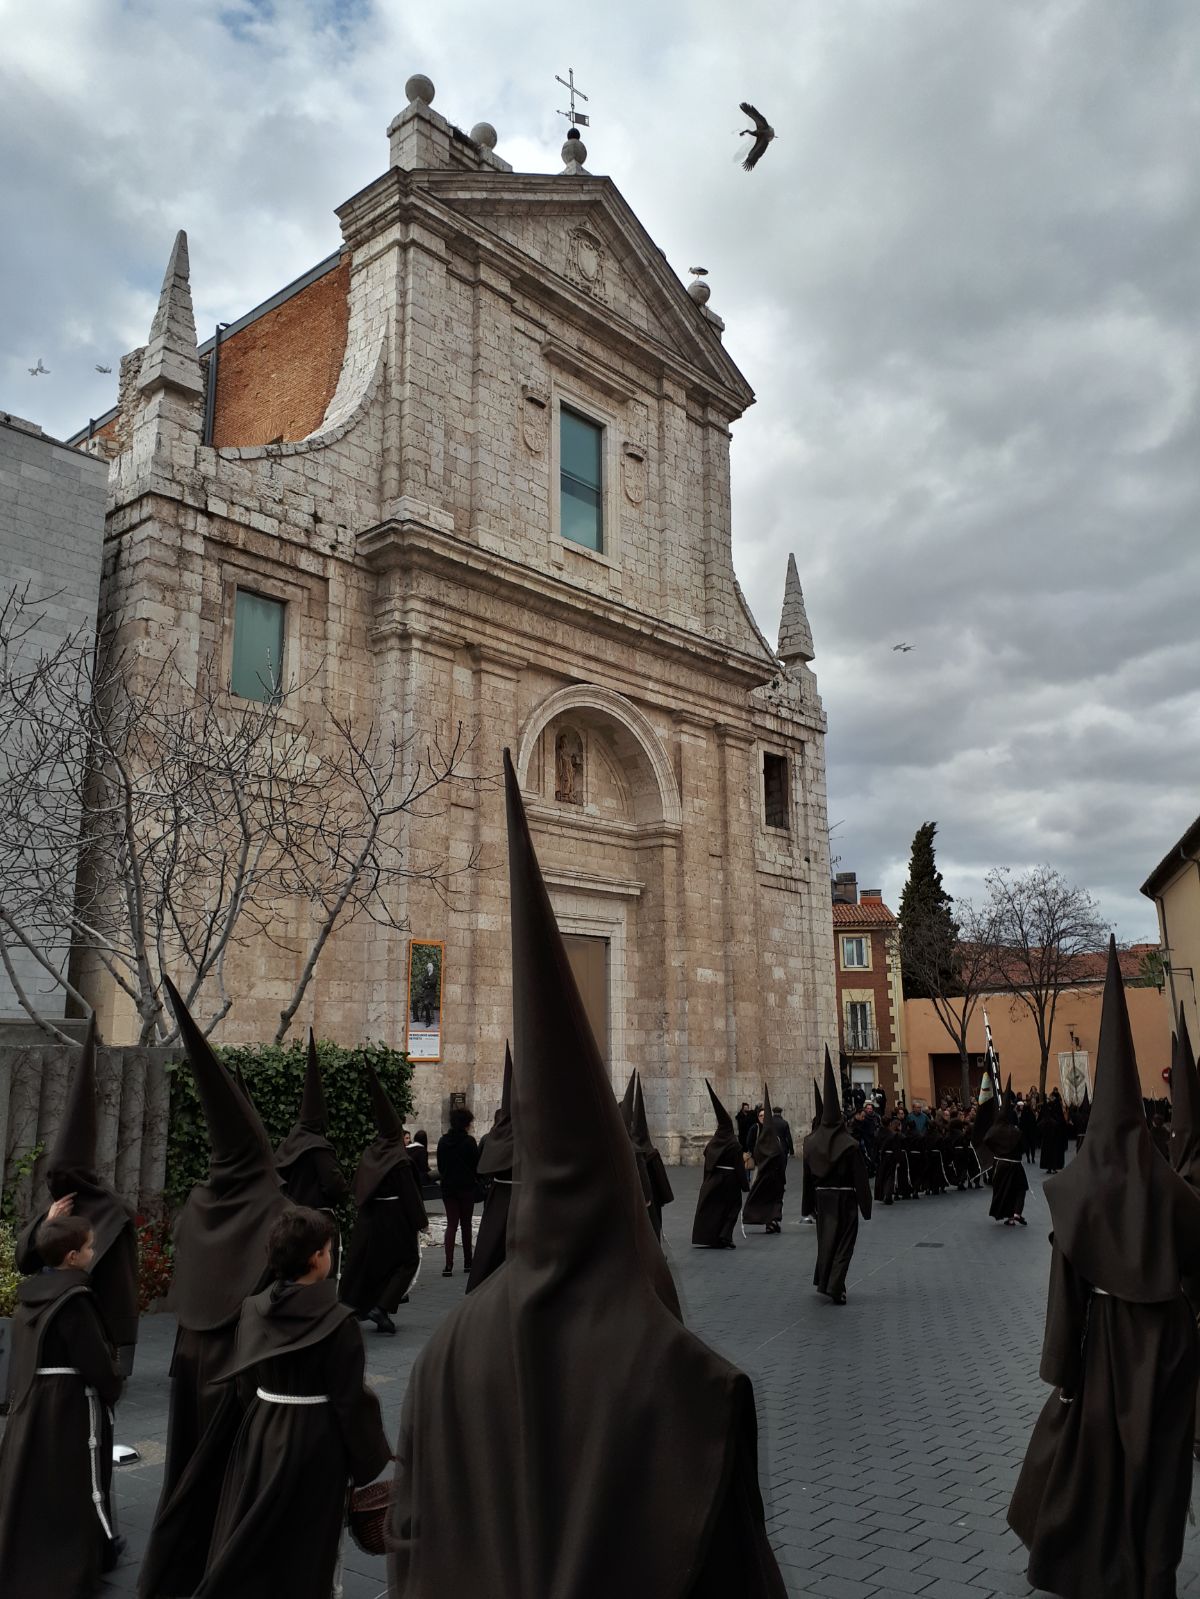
left=195, top=1206, right=391, bottom=1598
left=0, top=1215, right=123, bottom=1597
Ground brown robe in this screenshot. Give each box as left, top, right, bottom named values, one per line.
left=691, top=1081, right=748, bottom=1248
left=0, top=1270, right=122, bottom=1597
left=195, top=1279, right=390, bottom=1598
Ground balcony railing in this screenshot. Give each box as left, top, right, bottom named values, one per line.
left=843, top=1025, right=881, bottom=1053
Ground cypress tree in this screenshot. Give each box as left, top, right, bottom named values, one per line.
left=898, top=821, right=957, bottom=999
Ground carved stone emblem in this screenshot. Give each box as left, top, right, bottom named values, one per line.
left=566, top=229, right=608, bottom=301
left=622, top=442, right=646, bottom=506
left=521, top=383, right=548, bottom=454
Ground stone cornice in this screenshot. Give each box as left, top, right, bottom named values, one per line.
left=357, top=515, right=779, bottom=694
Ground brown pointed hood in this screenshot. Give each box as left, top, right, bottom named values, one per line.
left=618, top=1069, right=636, bottom=1132
left=812, top=1076, right=823, bottom=1128
left=630, top=1071, right=675, bottom=1212
left=804, top=1047, right=858, bottom=1179
left=701, top=1079, right=743, bottom=1180
left=752, top=1083, right=783, bottom=1166
left=163, top=975, right=289, bottom=1330
left=275, top=1029, right=337, bottom=1175
left=43, top=1014, right=134, bottom=1259
left=1170, top=1006, right=1200, bottom=1188
left=385, top=749, right=787, bottom=1597
left=351, top=1057, right=411, bottom=1205
left=477, top=1042, right=514, bottom=1179
left=1047, top=939, right=1200, bottom=1301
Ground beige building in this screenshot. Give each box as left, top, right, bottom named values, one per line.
left=1142, top=815, right=1200, bottom=1054
left=72, top=78, right=837, bottom=1154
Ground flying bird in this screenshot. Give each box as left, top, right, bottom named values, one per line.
left=738, top=102, right=776, bottom=171
left=95, top=364, right=112, bottom=374
left=892, top=643, right=914, bottom=653
left=28, top=358, right=49, bottom=377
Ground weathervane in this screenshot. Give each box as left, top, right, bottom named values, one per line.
left=556, top=66, right=590, bottom=127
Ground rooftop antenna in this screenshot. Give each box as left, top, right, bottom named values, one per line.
left=556, top=66, right=590, bottom=127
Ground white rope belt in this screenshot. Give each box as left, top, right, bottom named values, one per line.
left=35, top=1372, right=114, bottom=1539
left=819, top=1186, right=857, bottom=1192
left=1093, top=1288, right=1111, bottom=1297
left=375, top=1195, right=400, bottom=1202
left=716, top=1165, right=738, bottom=1172
left=256, top=1387, right=330, bottom=1405
left=994, top=1157, right=1022, bottom=1165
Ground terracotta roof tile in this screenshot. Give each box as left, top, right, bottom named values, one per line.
left=832, top=899, right=896, bottom=926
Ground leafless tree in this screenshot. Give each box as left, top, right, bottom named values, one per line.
left=0, top=583, right=478, bottom=1046
left=985, top=865, right=1110, bottom=1097
left=902, top=896, right=1000, bottom=1107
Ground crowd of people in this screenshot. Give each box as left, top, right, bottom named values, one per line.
left=3, top=753, right=1199, bottom=1599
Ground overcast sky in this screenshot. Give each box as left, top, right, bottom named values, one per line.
left=3, top=0, right=1197, bottom=940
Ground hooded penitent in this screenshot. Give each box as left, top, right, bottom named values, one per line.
left=351, top=1059, right=409, bottom=1207
left=1169, top=1007, right=1200, bottom=1190
left=164, top=976, right=290, bottom=1332
left=631, top=1070, right=675, bottom=1230
left=803, top=1048, right=858, bottom=1180
left=275, top=1030, right=334, bottom=1173
left=386, top=751, right=787, bottom=1597
left=691, top=1080, right=748, bottom=1249
left=742, top=1083, right=787, bottom=1227
left=1008, top=940, right=1200, bottom=1599
left=465, top=1043, right=514, bottom=1293
left=1046, top=939, right=1200, bottom=1301
left=812, top=1077, right=823, bottom=1130
left=16, top=1015, right=139, bottom=1353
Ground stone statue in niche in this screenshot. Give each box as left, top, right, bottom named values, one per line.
left=554, top=727, right=584, bottom=806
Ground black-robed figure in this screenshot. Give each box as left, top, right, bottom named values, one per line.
left=985, top=1110, right=1029, bottom=1224
left=466, top=1044, right=514, bottom=1293
left=274, top=1030, right=349, bottom=1270
left=139, top=978, right=292, bottom=1599
left=1169, top=1007, right=1200, bottom=1462
left=15, top=1015, right=139, bottom=1375
left=339, top=1061, right=428, bottom=1334
left=1009, top=941, right=1200, bottom=1599
left=692, top=1080, right=748, bottom=1248
left=804, top=1049, right=871, bottom=1303
left=0, top=1264, right=123, bottom=1595
left=742, top=1084, right=787, bottom=1232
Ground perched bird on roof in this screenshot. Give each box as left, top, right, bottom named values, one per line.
left=892, top=642, right=914, bottom=653
left=739, top=103, right=776, bottom=171
left=689, top=266, right=709, bottom=276
left=27, top=358, right=49, bottom=377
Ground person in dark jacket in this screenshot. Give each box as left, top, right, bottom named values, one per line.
left=735, top=1102, right=755, bottom=1148
left=436, top=1108, right=479, bottom=1277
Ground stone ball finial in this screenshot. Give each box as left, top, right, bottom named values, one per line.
left=405, top=74, right=435, bottom=106
left=470, top=121, right=498, bottom=150
left=562, top=125, right=588, bottom=166
left=687, top=279, right=711, bottom=305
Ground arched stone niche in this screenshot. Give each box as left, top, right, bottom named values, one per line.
left=515, top=684, right=682, bottom=831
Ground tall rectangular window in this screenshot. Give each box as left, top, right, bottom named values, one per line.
left=847, top=1000, right=874, bottom=1051
left=842, top=936, right=868, bottom=968
left=560, top=407, right=603, bottom=552
left=231, top=589, right=285, bottom=702
left=763, top=752, right=790, bottom=830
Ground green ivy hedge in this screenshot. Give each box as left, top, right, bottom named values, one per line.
left=165, top=1039, right=415, bottom=1224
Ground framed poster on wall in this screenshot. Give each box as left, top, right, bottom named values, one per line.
left=406, top=939, right=443, bottom=1062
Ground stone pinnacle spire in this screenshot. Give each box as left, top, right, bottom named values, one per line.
left=777, top=552, right=814, bottom=664
left=138, top=230, right=204, bottom=401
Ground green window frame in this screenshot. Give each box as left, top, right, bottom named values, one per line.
left=231, top=589, right=285, bottom=702
left=560, top=406, right=604, bottom=552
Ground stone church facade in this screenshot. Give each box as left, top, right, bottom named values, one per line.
left=75, top=79, right=836, bottom=1155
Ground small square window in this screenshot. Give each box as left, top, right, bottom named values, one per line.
left=842, top=936, right=868, bottom=969
left=763, top=752, right=789, bottom=830
left=231, top=589, right=285, bottom=702
left=560, top=406, right=604, bottom=552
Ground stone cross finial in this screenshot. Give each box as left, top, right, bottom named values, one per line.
left=137, top=231, right=204, bottom=401
left=778, top=552, right=815, bottom=664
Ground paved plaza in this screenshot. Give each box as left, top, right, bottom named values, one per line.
left=19, top=1159, right=1200, bottom=1598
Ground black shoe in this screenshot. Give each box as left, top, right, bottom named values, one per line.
left=831, top=1292, right=847, bottom=1305
left=399, top=1293, right=410, bottom=1303
left=368, top=1309, right=396, bottom=1335
left=722, top=1241, right=737, bottom=1249
left=1016, top=1215, right=1027, bottom=1226
left=442, top=1266, right=454, bottom=1277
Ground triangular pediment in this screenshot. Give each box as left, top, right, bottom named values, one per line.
left=420, top=172, right=754, bottom=411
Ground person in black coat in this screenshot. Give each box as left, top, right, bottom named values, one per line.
left=436, top=1109, right=479, bottom=1277
left=805, top=1052, right=872, bottom=1304
left=735, top=1102, right=755, bottom=1148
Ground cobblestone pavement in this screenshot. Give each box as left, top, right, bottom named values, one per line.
left=12, top=1158, right=1200, bottom=1597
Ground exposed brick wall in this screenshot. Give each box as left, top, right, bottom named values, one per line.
left=834, top=917, right=903, bottom=1103
left=209, top=259, right=350, bottom=447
